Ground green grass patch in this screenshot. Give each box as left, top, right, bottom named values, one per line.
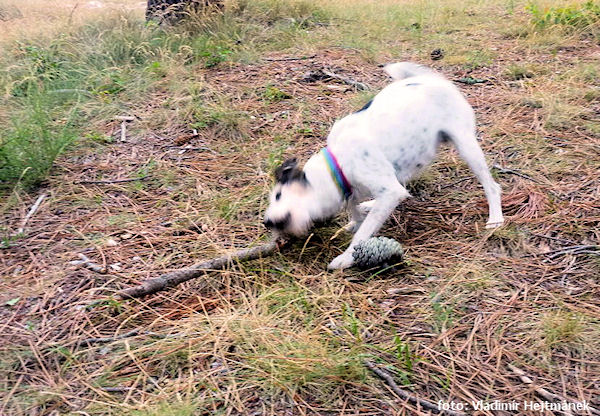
left=542, top=310, right=585, bottom=349
left=262, top=84, right=293, bottom=103
left=527, top=1, right=600, bottom=29
left=0, top=1, right=331, bottom=193
left=0, top=92, right=77, bottom=189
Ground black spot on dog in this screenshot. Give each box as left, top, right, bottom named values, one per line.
left=405, top=82, right=421, bottom=87
left=363, top=150, right=370, bottom=158
left=416, top=163, right=423, bottom=169
left=355, top=99, right=373, bottom=113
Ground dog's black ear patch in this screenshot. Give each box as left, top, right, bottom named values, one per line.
left=275, top=158, right=305, bottom=184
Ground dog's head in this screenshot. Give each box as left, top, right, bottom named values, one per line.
left=263, top=158, right=313, bottom=237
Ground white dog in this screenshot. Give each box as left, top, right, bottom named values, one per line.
left=263, top=62, right=504, bottom=270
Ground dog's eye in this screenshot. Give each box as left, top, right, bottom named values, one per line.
left=275, top=191, right=281, bottom=201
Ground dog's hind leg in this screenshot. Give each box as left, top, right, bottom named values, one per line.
left=444, top=130, right=504, bottom=228
left=344, top=199, right=375, bottom=233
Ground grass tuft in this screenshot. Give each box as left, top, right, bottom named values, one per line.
left=527, top=0, right=600, bottom=29
left=541, top=310, right=585, bottom=350
left=0, top=92, right=77, bottom=189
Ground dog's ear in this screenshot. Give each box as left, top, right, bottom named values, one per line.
left=275, top=158, right=304, bottom=184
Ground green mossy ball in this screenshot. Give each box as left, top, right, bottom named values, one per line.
left=352, top=237, right=404, bottom=269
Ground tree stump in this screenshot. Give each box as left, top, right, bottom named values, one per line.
left=146, top=0, right=224, bottom=23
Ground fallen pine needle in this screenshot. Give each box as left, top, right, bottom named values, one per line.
left=16, top=193, right=47, bottom=235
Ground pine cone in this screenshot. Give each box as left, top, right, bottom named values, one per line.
left=352, top=237, right=404, bottom=269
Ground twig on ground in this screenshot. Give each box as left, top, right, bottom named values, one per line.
left=544, top=245, right=599, bottom=260
left=508, top=364, right=599, bottom=416
left=82, top=329, right=140, bottom=345
left=364, top=360, right=466, bottom=416
left=302, top=68, right=369, bottom=90
left=492, top=164, right=539, bottom=183
left=167, top=145, right=217, bottom=155
left=150, top=131, right=169, bottom=141
left=322, top=68, right=369, bottom=90
left=16, top=193, right=47, bottom=235
left=76, top=176, right=150, bottom=185
left=70, top=254, right=107, bottom=274
left=118, top=237, right=287, bottom=299
left=529, top=232, right=576, bottom=245
left=101, top=386, right=131, bottom=393
left=264, top=54, right=316, bottom=62
left=101, top=377, right=158, bottom=393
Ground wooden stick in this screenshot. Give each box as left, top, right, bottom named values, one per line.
left=492, top=164, right=539, bottom=183
left=264, top=54, right=316, bottom=62
left=83, top=329, right=140, bottom=345
left=364, top=360, right=466, bottom=416
left=76, top=176, right=150, bottom=185
left=508, top=364, right=599, bottom=416
left=545, top=245, right=599, bottom=260
left=117, top=238, right=285, bottom=299
left=321, top=68, right=369, bottom=91
left=69, top=254, right=107, bottom=274
left=17, top=193, right=47, bottom=235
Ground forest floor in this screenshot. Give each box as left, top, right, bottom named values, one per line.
left=1, top=0, right=599, bottom=415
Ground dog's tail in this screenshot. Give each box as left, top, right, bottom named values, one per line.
left=383, top=62, right=438, bottom=81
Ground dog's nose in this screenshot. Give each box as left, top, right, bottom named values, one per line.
left=263, top=214, right=290, bottom=230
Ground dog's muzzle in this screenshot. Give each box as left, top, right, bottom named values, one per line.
left=263, top=213, right=291, bottom=231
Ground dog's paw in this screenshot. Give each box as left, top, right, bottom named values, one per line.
left=357, top=200, right=375, bottom=215
left=327, top=252, right=355, bottom=270
left=343, top=221, right=360, bottom=233
left=485, top=219, right=505, bottom=229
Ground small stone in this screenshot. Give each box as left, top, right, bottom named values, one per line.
left=430, top=48, right=444, bottom=60
left=106, top=239, right=119, bottom=247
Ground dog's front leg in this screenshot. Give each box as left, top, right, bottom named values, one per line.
left=328, top=187, right=409, bottom=270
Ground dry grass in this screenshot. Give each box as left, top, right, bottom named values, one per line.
left=1, top=0, right=599, bottom=415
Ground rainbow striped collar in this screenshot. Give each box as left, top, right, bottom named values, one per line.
left=321, top=147, right=352, bottom=200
